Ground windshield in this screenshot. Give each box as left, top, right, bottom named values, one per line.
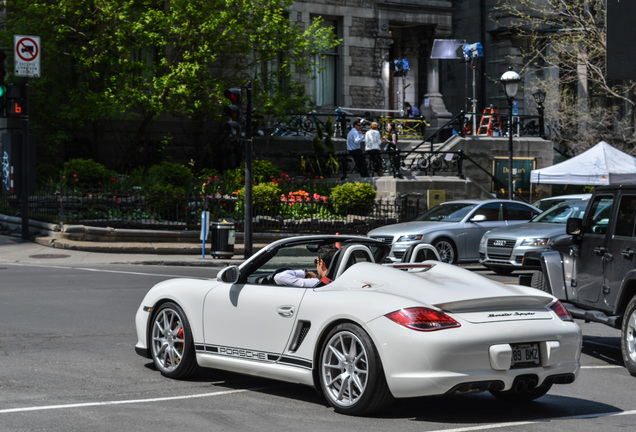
left=414, top=203, right=477, bottom=222
left=531, top=201, right=588, bottom=224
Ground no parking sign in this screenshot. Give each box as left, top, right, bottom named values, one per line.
left=14, top=35, right=40, bottom=78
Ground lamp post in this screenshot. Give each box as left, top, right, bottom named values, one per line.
left=500, top=67, right=521, bottom=200
left=533, top=90, right=546, bottom=138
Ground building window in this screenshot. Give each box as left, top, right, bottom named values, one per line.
left=311, top=18, right=339, bottom=107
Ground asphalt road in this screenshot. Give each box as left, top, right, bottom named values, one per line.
left=0, top=261, right=634, bottom=432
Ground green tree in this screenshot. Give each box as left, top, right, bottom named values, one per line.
left=0, top=0, right=338, bottom=169
left=494, top=0, right=636, bottom=154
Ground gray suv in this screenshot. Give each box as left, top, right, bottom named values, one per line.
left=524, top=185, right=636, bottom=376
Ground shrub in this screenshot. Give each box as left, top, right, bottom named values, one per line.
left=232, top=160, right=281, bottom=184
left=147, top=184, right=188, bottom=220
left=148, top=161, right=194, bottom=189
left=235, top=182, right=282, bottom=214
left=330, top=182, right=376, bottom=216
left=36, top=163, right=61, bottom=187
left=61, top=158, right=109, bottom=190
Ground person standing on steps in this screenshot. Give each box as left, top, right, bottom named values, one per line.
left=365, top=122, right=383, bottom=176
left=347, top=120, right=369, bottom=177
left=383, top=122, right=403, bottom=178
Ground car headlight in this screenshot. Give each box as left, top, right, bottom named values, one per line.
left=520, top=237, right=550, bottom=247
left=397, top=234, right=423, bottom=242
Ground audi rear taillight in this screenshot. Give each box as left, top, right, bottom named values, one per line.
left=385, top=307, right=461, bottom=332
left=550, top=301, right=573, bottom=322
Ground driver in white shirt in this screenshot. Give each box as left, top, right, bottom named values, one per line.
left=274, top=245, right=338, bottom=287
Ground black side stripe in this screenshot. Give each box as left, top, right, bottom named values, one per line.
left=195, top=343, right=312, bottom=369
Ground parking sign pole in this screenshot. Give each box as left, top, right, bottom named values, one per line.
left=20, top=78, right=29, bottom=239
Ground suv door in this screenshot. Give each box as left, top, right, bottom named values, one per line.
left=575, top=194, right=615, bottom=304
left=603, top=193, right=636, bottom=310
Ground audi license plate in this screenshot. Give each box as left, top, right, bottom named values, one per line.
left=511, top=343, right=540, bottom=367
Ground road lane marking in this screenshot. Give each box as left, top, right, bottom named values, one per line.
left=581, top=365, right=624, bottom=369
left=430, top=409, right=636, bottom=432
left=0, top=389, right=249, bottom=414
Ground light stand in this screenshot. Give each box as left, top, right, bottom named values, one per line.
left=500, top=67, right=521, bottom=200
left=463, top=43, right=483, bottom=134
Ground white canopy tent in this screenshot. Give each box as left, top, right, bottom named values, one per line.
left=530, top=141, right=636, bottom=185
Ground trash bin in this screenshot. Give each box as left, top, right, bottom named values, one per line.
left=210, top=220, right=236, bottom=258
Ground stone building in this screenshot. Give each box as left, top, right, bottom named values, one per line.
left=291, top=0, right=455, bottom=129
left=289, top=1, right=547, bottom=132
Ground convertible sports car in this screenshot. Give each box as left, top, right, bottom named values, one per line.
left=135, top=235, right=581, bottom=416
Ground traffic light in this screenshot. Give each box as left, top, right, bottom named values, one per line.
left=223, top=88, right=242, bottom=136
left=0, top=50, right=6, bottom=99
left=6, top=83, right=25, bottom=117
left=0, top=50, right=6, bottom=116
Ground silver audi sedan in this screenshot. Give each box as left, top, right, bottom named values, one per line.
left=368, top=199, right=540, bottom=264
left=479, top=199, right=589, bottom=274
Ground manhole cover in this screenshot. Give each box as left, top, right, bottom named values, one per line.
left=28, top=254, right=71, bottom=259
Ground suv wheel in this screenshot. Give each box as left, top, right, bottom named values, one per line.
left=531, top=270, right=548, bottom=292
left=621, top=295, right=636, bottom=376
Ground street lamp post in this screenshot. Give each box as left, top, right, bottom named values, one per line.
left=500, top=67, right=521, bottom=200
left=533, top=90, right=546, bottom=138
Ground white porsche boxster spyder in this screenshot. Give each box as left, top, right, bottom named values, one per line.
left=135, top=235, right=581, bottom=416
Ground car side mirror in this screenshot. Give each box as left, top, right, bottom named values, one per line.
left=470, top=214, right=487, bottom=222
left=217, top=265, right=240, bottom=283
left=566, top=217, right=582, bottom=235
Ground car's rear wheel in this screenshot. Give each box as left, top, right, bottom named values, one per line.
left=621, top=295, right=636, bottom=376
left=490, top=379, right=552, bottom=402
left=433, top=238, right=457, bottom=264
left=150, top=302, right=199, bottom=379
left=318, top=323, right=393, bottom=415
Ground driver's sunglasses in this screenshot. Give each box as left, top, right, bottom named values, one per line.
left=314, top=258, right=321, bottom=265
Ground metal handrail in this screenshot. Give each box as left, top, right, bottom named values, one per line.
left=404, top=110, right=467, bottom=157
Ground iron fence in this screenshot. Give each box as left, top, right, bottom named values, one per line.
left=0, top=188, right=422, bottom=235
left=302, top=150, right=465, bottom=178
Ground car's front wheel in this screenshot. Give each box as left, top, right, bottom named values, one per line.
left=150, top=302, right=199, bottom=379
left=621, top=295, right=636, bottom=376
left=318, top=323, right=393, bottom=415
left=433, top=238, right=457, bottom=264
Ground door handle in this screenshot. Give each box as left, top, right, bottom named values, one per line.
left=593, top=246, right=606, bottom=256
left=622, top=248, right=635, bottom=259
left=277, top=305, right=295, bottom=318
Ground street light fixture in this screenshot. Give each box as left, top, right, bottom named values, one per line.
left=500, top=67, right=521, bottom=200
left=533, top=90, right=546, bottom=138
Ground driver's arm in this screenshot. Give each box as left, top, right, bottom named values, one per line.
left=274, top=269, right=319, bottom=287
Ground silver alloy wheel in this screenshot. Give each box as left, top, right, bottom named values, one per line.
left=151, top=306, right=185, bottom=373
left=321, top=330, right=369, bottom=408
left=434, top=239, right=455, bottom=263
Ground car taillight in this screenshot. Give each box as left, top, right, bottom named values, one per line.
left=550, top=301, right=573, bottom=322
left=385, top=307, right=461, bottom=331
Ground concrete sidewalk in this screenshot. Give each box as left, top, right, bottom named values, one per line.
left=0, top=233, right=264, bottom=267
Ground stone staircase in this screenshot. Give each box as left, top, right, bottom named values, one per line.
left=400, top=135, right=462, bottom=176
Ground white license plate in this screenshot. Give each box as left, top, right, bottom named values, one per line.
left=511, top=343, right=540, bottom=367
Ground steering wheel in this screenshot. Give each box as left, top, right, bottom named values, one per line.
left=257, top=268, right=292, bottom=285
